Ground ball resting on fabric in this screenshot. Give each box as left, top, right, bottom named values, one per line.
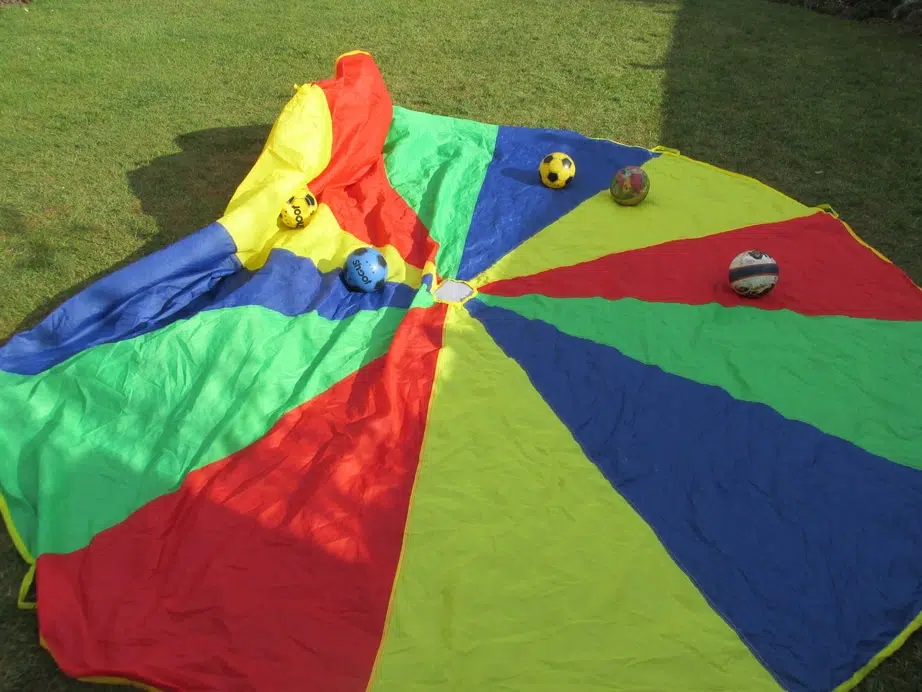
left=538, top=152, right=576, bottom=189
left=343, top=247, right=388, bottom=292
left=9, top=51, right=922, bottom=692
left=279, top=192, right=318, bottom=229
left=729, top=249, right=779, bottom=298
left=610, top=165, right=650, bottom=206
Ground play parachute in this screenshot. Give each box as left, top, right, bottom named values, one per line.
left=2, top=52, right=922, bottom=692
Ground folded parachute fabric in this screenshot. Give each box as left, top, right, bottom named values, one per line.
left=3, top=50, right=922, bottom=692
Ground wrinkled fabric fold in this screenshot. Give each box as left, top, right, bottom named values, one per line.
left=1, top=51, right=921, bottom=692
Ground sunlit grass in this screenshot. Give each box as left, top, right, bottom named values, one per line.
left=1, top=0, right=921, bottom=688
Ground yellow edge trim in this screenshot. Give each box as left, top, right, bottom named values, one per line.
left=651, top=145, right=810, bottom=210
left=365, top=308, right=449, bottom=691
left=3, top=489, right=158, bottom=687
left=78, top=677, right=160, bottom=691
left=841, top=216, right=896, bottom=264
left=562, top=142, right=922, bottom=688
left=335, top=49, right=372, bottom=69
left=654, top=147, right=922, bottom=295
left=834, top=211, right=922, bottom=291
left=1, top=122, right=916, bottom=691
left=834, top=607, right=922, bottom=691
left=39, top=636, right=162, bottom=691
left=17, top=563, right=36, bottom=610
left=0, top=490, right=37, bottom=609
left=817, top=203, right=840, bottom=218
left=0, top=490, right=34, bottom=564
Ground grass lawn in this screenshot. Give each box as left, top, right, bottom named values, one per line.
left=1, top=0, right=921, bottom=689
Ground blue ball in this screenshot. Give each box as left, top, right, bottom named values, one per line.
left=343, top=247, right=388, bottom=293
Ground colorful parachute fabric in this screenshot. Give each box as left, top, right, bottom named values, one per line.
left=2, top=51, right=922, bottom=692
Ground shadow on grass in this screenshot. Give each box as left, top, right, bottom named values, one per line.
left=2, top=126, right=272, bottom=689
left=7, top=125, right=269, bottom=339
left=659, top=2, right=922, bottom=690
left=126, top=125, right=270, bottom=247
left=659, top=0, right=922, bottom=285
left=0, top=206, right=49, bottom=273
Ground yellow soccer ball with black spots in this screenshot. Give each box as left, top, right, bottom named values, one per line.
left=279, top=191, right=318, bottom=229
left=539, top=152, right=576, bottom=189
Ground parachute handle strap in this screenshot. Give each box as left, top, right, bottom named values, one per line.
left=652, top=145, right=681, bottom=155
left=17, top=563, right=36, bottom=610
left=817, top=203, right=840, bottom=218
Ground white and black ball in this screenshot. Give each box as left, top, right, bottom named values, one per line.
left=729, top=250, right=778, bottom=298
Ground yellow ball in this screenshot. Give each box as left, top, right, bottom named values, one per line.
left=279, top=192, right=318, bottom=229
left=538, top=152, right=576, bottom=189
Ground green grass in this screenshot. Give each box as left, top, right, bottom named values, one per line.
left=1, top=0, right=921, bottom=688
